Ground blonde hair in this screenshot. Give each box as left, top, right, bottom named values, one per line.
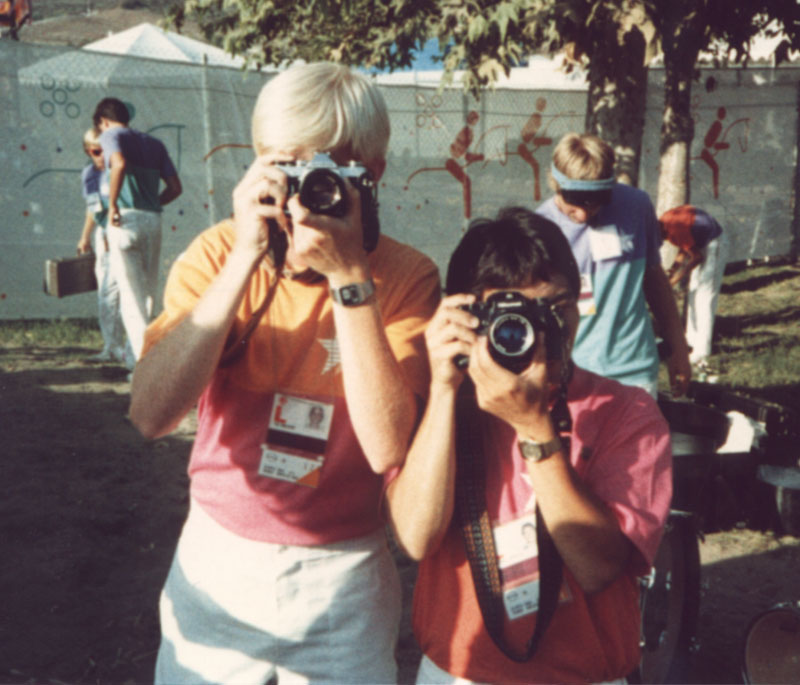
left=83, top=127, right=101, bottom=151
left=251, top=62, right=390, bottom=165
left=549, top=133, right=615, bottom=191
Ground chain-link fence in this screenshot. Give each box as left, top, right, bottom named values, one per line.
left=2, top=37, right=799, bottom=319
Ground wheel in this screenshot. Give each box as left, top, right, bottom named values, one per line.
left=638, top=513, right=701, bottom=684
left=742, top=603, right=800, bottom=683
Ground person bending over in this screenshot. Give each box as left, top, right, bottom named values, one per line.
left=660, top=204, right=728, bottom=373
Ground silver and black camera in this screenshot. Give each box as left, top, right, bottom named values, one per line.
left=272, top=152, right=380, bottom=252
left=456, top=291, right=566, bottom=373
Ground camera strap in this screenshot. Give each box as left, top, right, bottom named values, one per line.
left=455, top=382, right=568, bottom=663
left=218, top=274, right=278, bottom=368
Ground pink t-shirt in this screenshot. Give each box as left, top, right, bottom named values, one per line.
left=143, top=220, right=441, bottom=544
left=412, top=366, right=672, bottom=683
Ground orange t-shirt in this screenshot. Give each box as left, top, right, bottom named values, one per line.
left=143, top=220, right=441, bottom=544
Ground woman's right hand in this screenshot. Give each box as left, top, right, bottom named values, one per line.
left=424, top=293, right=479, bottom=388
left=230, top=154, right=293, bottom=265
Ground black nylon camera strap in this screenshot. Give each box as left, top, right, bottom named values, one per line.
left=455, top=384, right=565, bottom=663
left=218, top=273, right=278, bottom=368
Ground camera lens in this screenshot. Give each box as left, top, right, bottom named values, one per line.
left=300, top=168, right=348, bottom=216
left=489, top=314, right=535, bottom=357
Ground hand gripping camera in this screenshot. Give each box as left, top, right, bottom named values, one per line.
left=457, top=291, right=567, bottom=374
left=272, top=152, right=381, bottom=253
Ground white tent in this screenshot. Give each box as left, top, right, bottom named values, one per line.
left=82, top=22, right=247, bottom=69
left=18, top=22, right=254, bottom=87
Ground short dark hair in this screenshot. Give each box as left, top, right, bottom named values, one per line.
left=92, top=97, right=130, bottom=127
left=445, top=206, right=580, bottom=299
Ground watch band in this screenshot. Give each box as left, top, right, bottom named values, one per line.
left=330, top=278, right=375, bottom=307
left=518, top=436, right=563, bottom=462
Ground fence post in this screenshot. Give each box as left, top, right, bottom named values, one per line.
left=790, top=80, right=800, bottom=263
left=201, top=54, right=218, bottom=225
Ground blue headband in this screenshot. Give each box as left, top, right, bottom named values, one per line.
left=550, top=163, right=615, bottom=192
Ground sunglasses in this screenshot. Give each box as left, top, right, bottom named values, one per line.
left=88, top=148, right=103, bottom=157
left=560, top=190, right=612, bottom=212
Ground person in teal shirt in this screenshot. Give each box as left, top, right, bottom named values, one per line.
left=536, top=133, right=691, bottom=397
left=93, top=97, right=182, bottom=361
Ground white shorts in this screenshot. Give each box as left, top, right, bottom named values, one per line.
left=155, top=501, right=402, bottom=684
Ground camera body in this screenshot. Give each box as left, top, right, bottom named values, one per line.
left=273, top=152, right=380, bottom=253
left=458, top=291, right=566, bottom=373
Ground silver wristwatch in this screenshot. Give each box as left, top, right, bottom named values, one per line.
left=330, top=278, right=375, bottom=307
left=518, top=436, right=562, bottom=462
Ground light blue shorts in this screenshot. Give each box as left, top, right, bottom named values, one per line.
left=155, top=501, right=402, bottom=684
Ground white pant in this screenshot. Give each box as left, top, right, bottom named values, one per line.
left=93, top=229, right=133, bottom=367
left=685, top=232, right=728, bottom=364
left=416, top=653, right=628, bottom=685
left=155, top=502, right=402, bottom=684
left=106, top=207, right=162, bottom=360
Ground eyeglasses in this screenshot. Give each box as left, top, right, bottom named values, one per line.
left=88, top=149, right=102, bottom=157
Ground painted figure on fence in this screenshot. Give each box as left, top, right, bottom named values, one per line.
left=517, top=97, right=553, bottom=202
left=406, top=103, right=513, bottom=222
left=694, top=105, right=750, bottom=199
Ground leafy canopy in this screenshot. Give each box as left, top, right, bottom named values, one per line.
left=168, top=0, right=800, bottom=94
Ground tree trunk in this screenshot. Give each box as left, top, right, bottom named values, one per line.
left=656, top=5, right=708, bottom=215
left=585, top=23, right=648, bottom=186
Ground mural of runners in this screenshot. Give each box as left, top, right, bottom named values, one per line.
left=406, top=109, right=509, bottom=222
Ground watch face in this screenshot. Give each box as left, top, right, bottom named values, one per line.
left=341, top=286, right=359, bottom=305
left=520, top=442, right=543, bottom=460
left=333, top=280, right=374, bottom=306
left=519, top=437, right=561, bottom=462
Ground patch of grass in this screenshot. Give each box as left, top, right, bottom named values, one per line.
left=0, top=318, right=103, bottom=348
left=705, top=263, right=800, bottom=409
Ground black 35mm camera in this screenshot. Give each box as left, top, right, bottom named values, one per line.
left=271, top=152, right=381, bottom=253
left=456, top=291, right=566, bottom=373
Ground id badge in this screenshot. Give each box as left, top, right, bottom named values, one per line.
left=578, top=273, right=596, bottom=317
left=588, top=224, right=623, bottom=261
left=258, top=393, right=334, bottom=488
left=85, top=191, right=102, bottom=214
left=493, top=514, right=571, bottom=620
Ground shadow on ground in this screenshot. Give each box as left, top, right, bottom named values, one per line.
left=0, top=349, right=191, bottom=684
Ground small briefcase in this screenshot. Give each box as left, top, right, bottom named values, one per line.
left=43, top=253, right=98, bottom=297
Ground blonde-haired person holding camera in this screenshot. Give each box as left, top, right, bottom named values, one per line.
left=76, top=127, right=132, bottom=367
left=536, top=132, right=691, bottom=398
left=129, top=62, right=440, bottom=683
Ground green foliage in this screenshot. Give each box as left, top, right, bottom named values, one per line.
left=167, top=0, right=800, bottom=97
left=0, top=319, right=103, bottom=348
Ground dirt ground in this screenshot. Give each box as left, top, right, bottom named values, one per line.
left=1, top=344, right=799, bottom=684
